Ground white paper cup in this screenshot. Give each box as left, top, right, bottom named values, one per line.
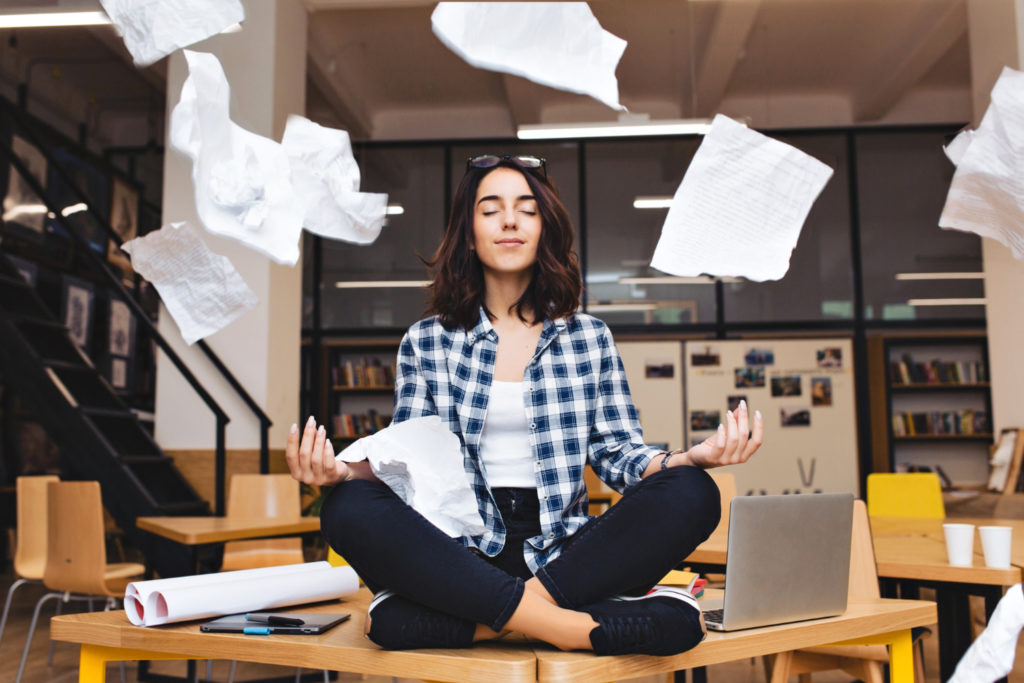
left=979, top=526, right=1013, bottom=569
left=943, top=523, right=975, bottom=567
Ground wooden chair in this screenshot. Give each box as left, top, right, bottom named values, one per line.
left=220, top=474, right=305, bottom=571
left=15, top=481, right=144, bottom=683
left=866, top=472, right=945, bottom=519
left=0, top=475, right=58, bottom=653
left=767, top=500, right=930, bottom=683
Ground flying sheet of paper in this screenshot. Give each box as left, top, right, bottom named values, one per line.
left=650, top=114, right=834, bottom=282
left=431, top=2, right=627, bottom=111
left=944, top=127, right=974, bottom=166
left=939, top=66, right=1024, bottom=259
left=281, top=115, right=388, bottom=245
left=170, top=50, right=303, bottom=265
left=121, top=221, right=257, bottom=345
left=337, top=415, right=486, bottom=539
left=99, top=0, right=244, bottom=67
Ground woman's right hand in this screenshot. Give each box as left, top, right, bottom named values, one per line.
left=285, top=416, right=349, bottom=486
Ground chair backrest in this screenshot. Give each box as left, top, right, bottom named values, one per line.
left=43, top=481, right=113, bottom=595
left=708, top=471, right=736, bottom=539
left=866, top=472, right=945, bottom=518
left=227, top=474, right=301, bottom=518
left=848, top=500, right=880, bottom=600
left=13, top=475, right=59, bottom=579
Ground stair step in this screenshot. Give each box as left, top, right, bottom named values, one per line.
left=47, top=366, right=124, bottom=411
left=123, top=459, right=213, bottom=508
left=120, top=454, right=174, bottom=465
left=0, top=273, right=31, bottom=288
left=15, top=321, right=88, bottom=365
left=84, top=412, right=160, bottom=456
left=80, top=405, right=135, bottom=419
left=0, top=279, right=52, bottom=319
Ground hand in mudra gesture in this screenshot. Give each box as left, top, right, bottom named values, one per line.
left=678, top=400, right=763, bottom=469
left=285, top=416, right=348, bottom=486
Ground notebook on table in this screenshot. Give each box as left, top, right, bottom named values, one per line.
left=200, top=612, right=350, bottom=635
left=702, top=493, right=854, bottom=631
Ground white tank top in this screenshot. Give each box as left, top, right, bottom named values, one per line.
left=480, top=381, right=537, bottom=488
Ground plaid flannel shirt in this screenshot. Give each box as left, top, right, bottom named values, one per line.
left=393, top=308, right=664, bottom=573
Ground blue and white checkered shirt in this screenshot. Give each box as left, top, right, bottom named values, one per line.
left=393, top=308, right=664, bottom=573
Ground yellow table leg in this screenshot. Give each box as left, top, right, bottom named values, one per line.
left=78, top=644, right=203, bottom=683
left=888, top=628, right=913, bottom=683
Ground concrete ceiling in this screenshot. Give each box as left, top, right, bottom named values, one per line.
left=0, top=0, right=973, bottom=148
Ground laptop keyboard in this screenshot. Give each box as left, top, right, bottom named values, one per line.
left=702, top=608, right=724, bottom=624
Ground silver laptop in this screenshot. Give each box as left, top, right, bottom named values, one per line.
left=702, top=493, right=854, bottom=631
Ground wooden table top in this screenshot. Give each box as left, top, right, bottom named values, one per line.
left=134, top=516, right=321, bottom=545
left=51, top=588, right=935, bottom=683
left=869, top=516, right=1024, bottom=586
left=684, top=515, right=1024, bottom=587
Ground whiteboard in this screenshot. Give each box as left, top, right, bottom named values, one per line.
left=684, top=339, right=858, bottom=496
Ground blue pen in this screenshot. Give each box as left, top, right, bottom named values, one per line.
left=243, top=626, right=272, bottom=635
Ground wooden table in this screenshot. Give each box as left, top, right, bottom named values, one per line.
left=51, top=588, right=934, bottom=683
left=870, top=516, right=1024, bottom=680
left=135, top=516, right=322, bottom=546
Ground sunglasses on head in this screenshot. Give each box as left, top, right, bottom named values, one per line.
left=466, top=154, right=547, bottom=178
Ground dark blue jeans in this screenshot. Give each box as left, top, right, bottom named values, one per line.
left=320, top=464, right=720, bottom=632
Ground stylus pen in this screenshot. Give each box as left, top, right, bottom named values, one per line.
left=245, top=614, right=305, bottom=626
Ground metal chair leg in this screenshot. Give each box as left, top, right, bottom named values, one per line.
left=207, top=659, right=214, bottom=681
left=15, top=591, right=61, bottom=683
left=47, top=592, right=67, bottom=665
left=0, top=577, right=33, bottom=651
left=227, top=659, right=237, bottom=683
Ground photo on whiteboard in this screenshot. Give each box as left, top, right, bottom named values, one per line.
left=734, top=366, right=765, bottom=388
left=770, top=375, right=802, bottom=397
left=690, top=410, right=721, bottom=431
left=727, top=395, right=746, bottom=413
left=644, top=360, right=675, bottom=379
left=811, top=377, right=832, bottom=406
left=816, top=347, right=842, bottom=368
left=780, top=406, right=811, bottom=427
left=744, top=347, right=775, bottom=366
left=690, top=345, right=720, bottom=367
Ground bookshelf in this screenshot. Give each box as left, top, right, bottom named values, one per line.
left=868, top=333, right=992, bottom=488
left=321, top=339, right=400, bottom=451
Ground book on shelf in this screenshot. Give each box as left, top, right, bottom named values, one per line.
left=890, top=354, right=987, bottom=386
left=892, top=410, right=989, bottom=436
left=331, top=357, right=397, bottom=388
left=332, top=410, right=393, bottom=438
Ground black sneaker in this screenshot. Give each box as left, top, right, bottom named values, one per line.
left=583, top=586, right=706, bottom=656
left=365, top=590, right=476, bottom=650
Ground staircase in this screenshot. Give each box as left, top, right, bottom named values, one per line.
left=0, top=251, right=210, bottom=577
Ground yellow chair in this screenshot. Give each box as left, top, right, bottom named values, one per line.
left=866, top=472, right=945, bottom=518
left=220, top=474, right=305, bottom=571
left=16, top=481, right=144, bottom=682
left=0, top=475, right=58, bottom=654
left=768, top=500, right=930, bottom=683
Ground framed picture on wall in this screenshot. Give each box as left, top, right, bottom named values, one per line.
left=107, top=177, right=139, bottom=273
left=61, top=274, right=95, bottom=352
left=108, top=296, right=134, bottom=358
left=3, top=135, right=48, bottom=235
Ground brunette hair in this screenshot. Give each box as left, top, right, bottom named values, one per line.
left=424, top=159, right=582, bottom=331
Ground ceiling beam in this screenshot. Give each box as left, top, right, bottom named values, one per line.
left=306, top=34, right=372, bottom=140
left=693, top=0, right=762, bottom=118
left=852, top=0, right=966, bottom=122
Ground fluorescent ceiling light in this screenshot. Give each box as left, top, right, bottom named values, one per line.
left=518, top=118, right=713, bottom=140
left=633, top=196, right=674, bottom=209
left=385, top=203, right=404, bottom=216
left=0, top=11, right=112, bottom=28
left=895, top=272, right=985, bottom=280
left=906, top=298, right=987, bottom=306
left=2, top=203, right=47, bottom=221
left=618, top=276, right=742, bottom=285
left=335, top=280, right=430, bottom=289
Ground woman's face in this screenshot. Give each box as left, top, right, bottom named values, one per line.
left=471, top=167, right=542, bottom=279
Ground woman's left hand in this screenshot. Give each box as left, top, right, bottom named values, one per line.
left=675, top=399, right=763, bottom=469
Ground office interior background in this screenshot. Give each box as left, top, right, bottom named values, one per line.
left=1, top=0, right=1023, bottom=539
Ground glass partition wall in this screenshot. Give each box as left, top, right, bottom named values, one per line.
left=307, top=126, right=983, bottom=335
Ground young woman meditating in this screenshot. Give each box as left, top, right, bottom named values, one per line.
left=286, top=153, right=763, bottom=656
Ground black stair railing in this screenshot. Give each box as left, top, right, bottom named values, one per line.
left=1, top=96, right=274, bottom=493
left=0, top=135, right=244, bottom=513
